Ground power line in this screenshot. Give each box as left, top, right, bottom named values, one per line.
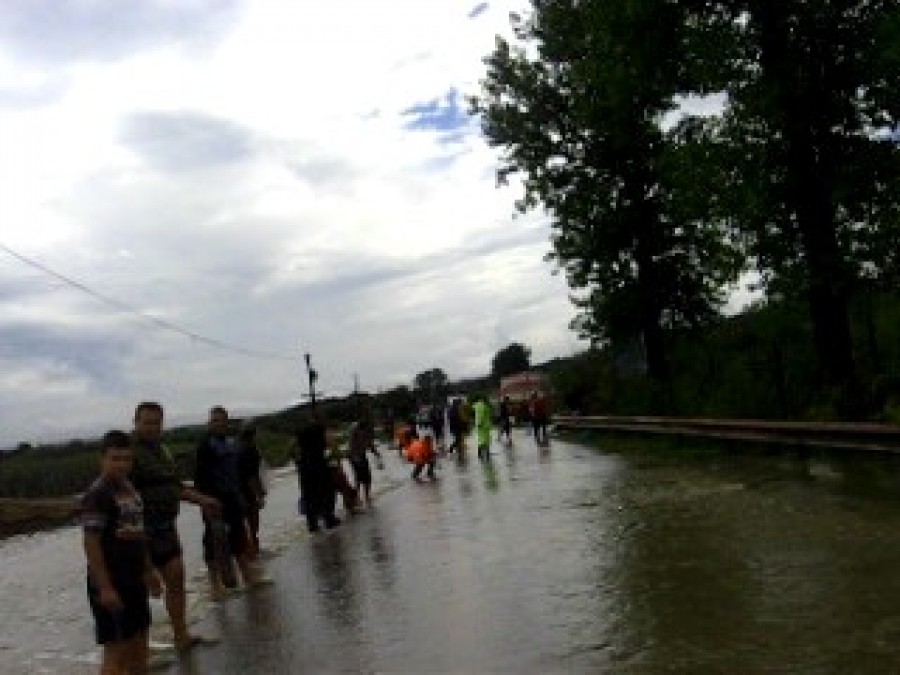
left=0, top=242, right=299, bottom=363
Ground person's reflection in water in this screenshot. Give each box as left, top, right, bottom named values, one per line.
left=455, top=446, right=469, bottom=469
left=458, top=472, right=474, bottom=498
left=243, top=582, right=279, bottom=632
left=503, top=441, right=517, bottom=467
left=538, top=440, right=552, bottom=464
left=503, top=441, right=518, bottom=482
left=310, top=533, right=361, bottom=632
left=174, top=649, right=202, bottom=675
left=367, top=518, right=399, bottom=593
left=482, top=456, right=499, bottom=492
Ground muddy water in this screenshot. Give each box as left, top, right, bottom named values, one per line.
left=4, top=433, right=900, bottom=673
left=0, top=464, right=325, bottom=674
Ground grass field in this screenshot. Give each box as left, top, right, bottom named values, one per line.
left=0, top=496, right=78, bottom=539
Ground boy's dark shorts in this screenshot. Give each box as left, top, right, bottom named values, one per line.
left=87, top=578, right=150, bottom=644
left=350, top=457, right=372, bottom=486
left=146, top=522, right=183, bottom=569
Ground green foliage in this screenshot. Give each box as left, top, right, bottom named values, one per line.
left=548, top=291, right=900, bottom=422
left=0, top=449, right=98, bottom=498
left=0, top=426, right=296, bottom=498
left=413, top=368, right=449, bottom=401
left=256, top=428, right=296, bottom=468
left=471, top=1, right=746, bottom=381
left=491, top=343, right=532, bottom=380
left=374, top=385, right=417, bottom=421
left=474, top=0, right=900, bottom=402
left=683, top=0, right=900, bottom=389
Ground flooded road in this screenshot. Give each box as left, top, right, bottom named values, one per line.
left=4, top=430, right=900, bottom=673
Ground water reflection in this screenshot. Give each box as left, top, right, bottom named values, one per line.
left=459, top=474, right=475, bottom=498
left=502, top=442, right=521, bottom=478
left=613, top=470, right=759, bottom=671
left=537, top=439, right=552, bottom=464
left=14, top=434, right=900, bottom=674
left=310, top=531, right=361, bottom=631
left=454, top=450, right=469, bottom=469
left=502, top=440, right=516, bottom=462
left=367, top=529, right=397, bottom=592
left=481, top=458, right=499, bottom=492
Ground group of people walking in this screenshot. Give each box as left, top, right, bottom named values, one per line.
left=78, top=395, right=550, bottom=674
left=418, top=391, right=552, bottom=459
left=397, top=391, right=552, bottom=476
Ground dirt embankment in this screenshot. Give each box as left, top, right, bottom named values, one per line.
left=0, top=497, right=78, bottom=539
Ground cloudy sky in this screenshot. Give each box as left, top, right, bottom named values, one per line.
left=0, top=0, right=598, bottom=446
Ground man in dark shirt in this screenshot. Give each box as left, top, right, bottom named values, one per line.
left=81, top=430, right=161, bottom=673
left=238, top=422, right=266, bottom=559
left=295, top=412, right=340, bottom=533
left=195, top=406, right=269, bottom=596
left=447, top=398, right=462, bottom=454
left=429, top=405, right=446, bottom=454
left=531, top=392, right=550, bottom=443
left=498, top=395, right=513, bottom=443
left=129, top=401, right=220, bottom=651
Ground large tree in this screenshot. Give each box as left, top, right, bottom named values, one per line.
left=413, top=368, right=448, bottom=401
left=686, top=0, right=900, bottom=391
left=491, top=342, right=532, bottom=379
left=471, top=1, right=743, bottom=382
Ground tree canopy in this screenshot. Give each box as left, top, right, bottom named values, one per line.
left=413, top=368, right=449, bottom=401
left=473, top=0, right=900, bottom=406
left=471, top=0, right=744, bottom=381
left=722, top=0, right=897, bottom=392
left=491, top=343, right=532, bottom=379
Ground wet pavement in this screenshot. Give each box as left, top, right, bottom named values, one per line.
left=171, top=436, right=608, bottom=674
left=6, top=430, right=900, bottom=673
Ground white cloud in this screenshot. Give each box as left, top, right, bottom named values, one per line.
left=0, top=0, right=581, bottom=446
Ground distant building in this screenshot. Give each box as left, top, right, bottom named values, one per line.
left=497, top=371, right=549, bottom=403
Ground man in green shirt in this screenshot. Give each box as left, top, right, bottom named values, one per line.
left=130, top=401, right=220, bottom=651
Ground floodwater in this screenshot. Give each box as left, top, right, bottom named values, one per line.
left=4, top=431, right=900, bottom=673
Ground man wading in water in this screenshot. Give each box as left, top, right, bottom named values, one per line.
left=295, top=412, right=341, bottom=533
left=195, top=406, right=271, bottom=599
left=347, top=417, right=381, bottom=507
left=129, top=402, right=220, bottom=651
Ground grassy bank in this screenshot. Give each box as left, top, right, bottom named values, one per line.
left=0, top=497, right=78, bottom=539
left=0, top=429, right=297, bottom=500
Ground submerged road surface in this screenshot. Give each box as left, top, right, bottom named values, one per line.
left=5, top=429, right=900, bottom=673
left=166, top=434, right=608, bottom=674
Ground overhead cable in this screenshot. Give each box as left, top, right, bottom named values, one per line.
left=0, top=242, right=299, bottom=363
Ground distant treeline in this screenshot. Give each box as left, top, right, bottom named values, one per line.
left=0, top=425, right=296, bottom=499
left=548, top=292, right=900, bottom=424
left=0, top=374, right=496, bottom=498
left=6, top=292, right=898, bottom=498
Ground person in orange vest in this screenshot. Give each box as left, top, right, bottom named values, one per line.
left=406, top=434, right=436, bottom=481
left=394, top=411, right=417, bottom=455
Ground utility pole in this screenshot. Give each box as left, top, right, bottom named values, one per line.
left=304, top=352, right=320, bottom=411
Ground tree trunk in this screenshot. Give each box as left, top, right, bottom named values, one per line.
left=756, top=4, right=856, bottom=389
left=641, top=315, right=669, bottom=382
left=635, top=244, right=669, bottom=382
